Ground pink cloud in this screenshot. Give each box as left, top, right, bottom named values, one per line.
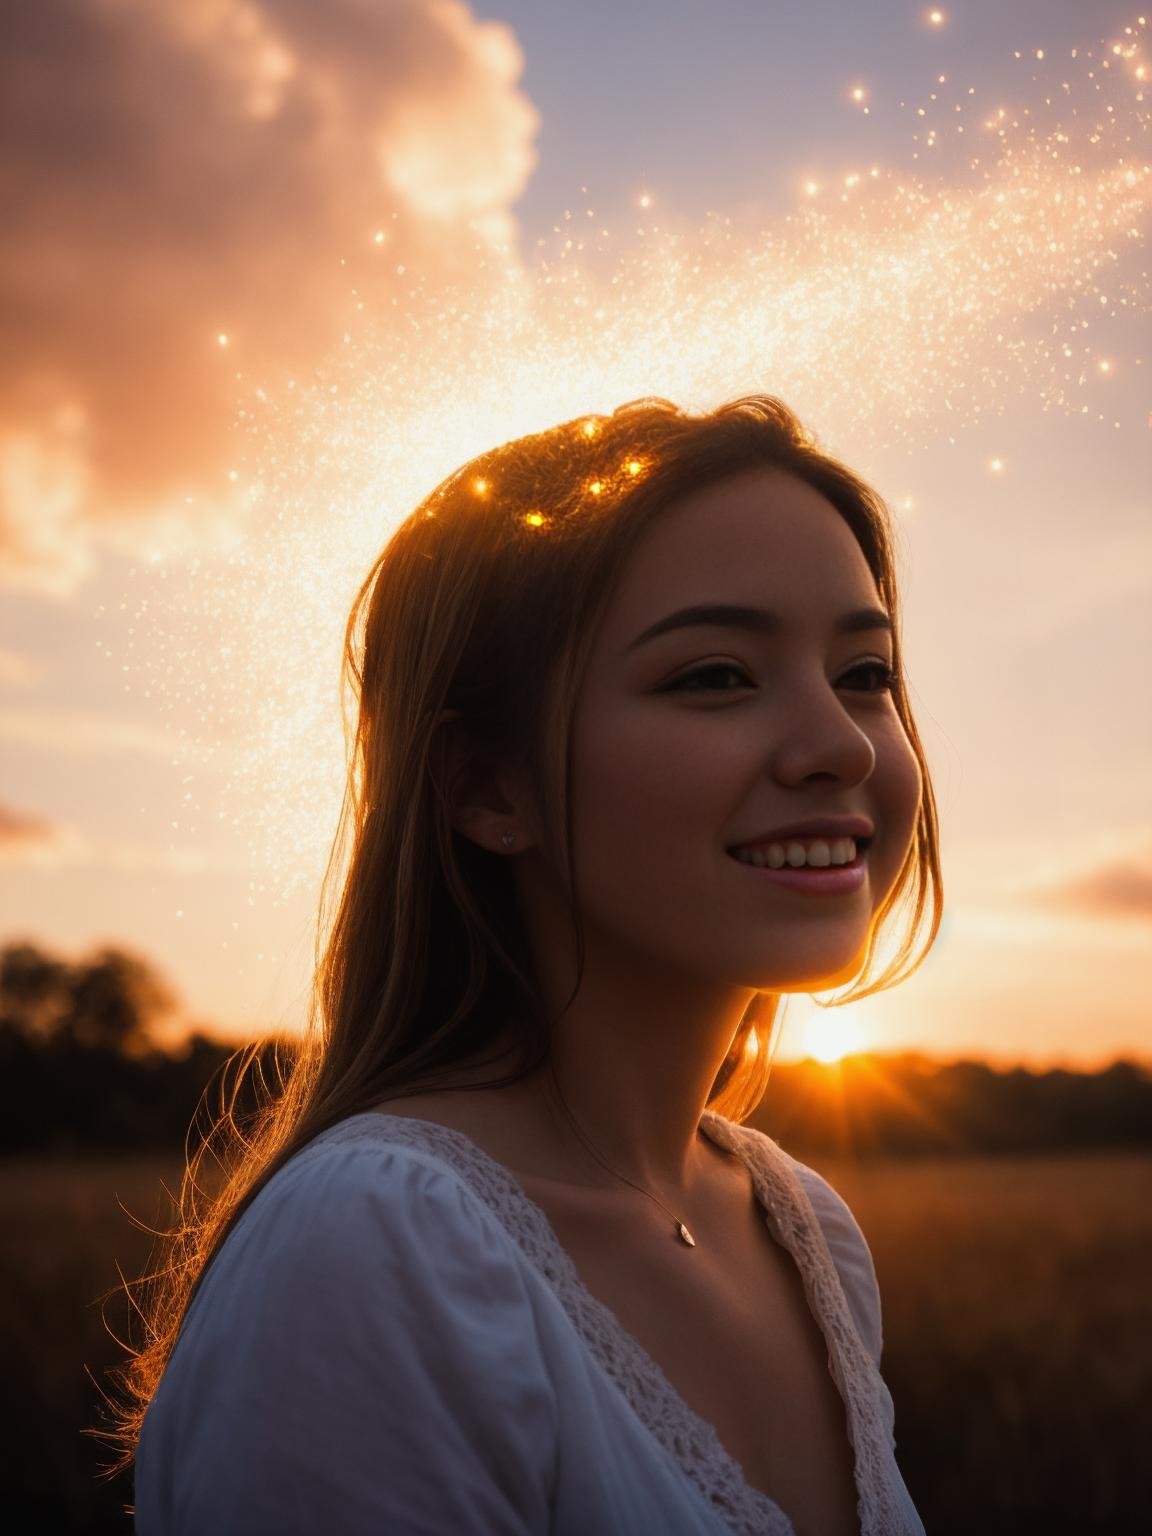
left=1027, top=842, right=1152, bottom=923
left=0, top=0, right=538, bottom=592
left=0, top=801, right=58, bottom=855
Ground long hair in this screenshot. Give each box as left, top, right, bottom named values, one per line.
left=100, top=394, right=942, bottom=1471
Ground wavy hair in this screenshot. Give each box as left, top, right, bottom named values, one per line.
left=99, top=393, right=942, bottom=1473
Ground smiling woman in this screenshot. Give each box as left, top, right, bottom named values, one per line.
left=118, top=396, right=942, bottom=1535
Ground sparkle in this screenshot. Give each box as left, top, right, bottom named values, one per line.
left=472, top=477, right=489, bottom=495
left=989, top=457, right=1006, bottom=473
left=588, top=479, right=603, bottom=495
left=524, top=511, right=545, bottom=526
left=581, top=419, right=599, bottom=437
left=926, top=8, right=946, bottom=27
left=216, top=332, right=230, bottom=348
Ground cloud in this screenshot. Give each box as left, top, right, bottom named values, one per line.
left=0, top=799, right=214, bottom=871
left=0, top=801, right=58, bottom=856
left=0, top=0, right=538, bottom=593
left=0, top=707, right=191, bottom=758
left=1024, top=841, right=1152, bottom=924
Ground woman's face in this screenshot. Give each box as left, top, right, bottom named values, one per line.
left=562, top=466, right=923, bottom=995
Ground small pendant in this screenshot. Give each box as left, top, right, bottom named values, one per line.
left=677, top=1222, right=696, bottom=1247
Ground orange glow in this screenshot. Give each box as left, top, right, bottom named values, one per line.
left=804, top=1015, right=869, bottom=1063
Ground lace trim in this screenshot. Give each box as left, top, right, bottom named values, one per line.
left=305, top=1109, right=902, bottom=1536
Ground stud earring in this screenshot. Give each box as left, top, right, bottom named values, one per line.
left=500, top=831, right=515, bottom=848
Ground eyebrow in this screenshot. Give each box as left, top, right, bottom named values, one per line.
left=624, top=603, right=894, bottom=655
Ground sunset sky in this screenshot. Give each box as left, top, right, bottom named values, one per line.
left=1, top=0, right=1149, bottom=1069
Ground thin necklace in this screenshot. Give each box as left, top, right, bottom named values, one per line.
left=545, top=1060, right=698, bottom=1247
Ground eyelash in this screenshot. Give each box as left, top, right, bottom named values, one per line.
left=662, top=659, right=899, bottom=695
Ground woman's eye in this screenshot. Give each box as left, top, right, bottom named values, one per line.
left=662, top=659, right=899, bottom=695
left=843, top=660, right=899, bottom=693
left=663, top=662, right=752, bottom=692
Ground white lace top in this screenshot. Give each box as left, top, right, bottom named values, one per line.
left=134, top=1109, right=926, bottom=1536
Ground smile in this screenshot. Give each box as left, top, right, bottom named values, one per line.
left=728, top=835, right=867, bottom=869
left=725, top=837, right=870, bottom=896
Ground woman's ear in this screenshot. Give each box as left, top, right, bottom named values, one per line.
left=429, top=709, right=531, bottom=855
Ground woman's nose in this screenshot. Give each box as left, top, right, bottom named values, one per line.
left=766, top=680, right=878, bottom=786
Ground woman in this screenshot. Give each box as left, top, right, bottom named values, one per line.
left=122, top=395, right=940, bottom=1534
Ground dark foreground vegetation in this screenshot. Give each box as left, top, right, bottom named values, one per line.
left=6, top=1151, right=1149, bottom=1535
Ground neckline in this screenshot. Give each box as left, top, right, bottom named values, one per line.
left=311, top=1107, right=892, bottom=1536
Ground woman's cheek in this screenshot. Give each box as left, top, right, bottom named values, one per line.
left=877, top=728, right=923, bottom=884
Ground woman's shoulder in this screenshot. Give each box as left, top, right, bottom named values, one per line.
left=230, top=1110, right=524, bottom=1265
left=177, top=1111, right=542, bottom=1351
left=138, top=1114, right=560, bottom=1532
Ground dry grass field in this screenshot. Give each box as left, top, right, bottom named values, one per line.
left=4, top=1149, right=1150, bottom=1534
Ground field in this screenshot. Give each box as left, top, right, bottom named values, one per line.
left=5, top=1150, right=1151, bottom=1534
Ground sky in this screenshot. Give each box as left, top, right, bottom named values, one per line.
left=1, top=0, right=1149, bottom=1069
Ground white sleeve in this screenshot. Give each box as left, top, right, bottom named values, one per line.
left=134, top=1141, right=558, bottom=1536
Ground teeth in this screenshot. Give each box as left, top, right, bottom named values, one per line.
left=732, top=837, right=859, bottom=869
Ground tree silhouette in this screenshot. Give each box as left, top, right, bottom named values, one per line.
left=63, top=947, right=178, bottom=1055
left=0, top=938, right=178, bottom=1055
left=0, top=940, right=73, bottom=1042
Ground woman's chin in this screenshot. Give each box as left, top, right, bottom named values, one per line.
left=749, top=949, right=870, bottom=993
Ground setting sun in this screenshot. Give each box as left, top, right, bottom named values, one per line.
left=803, top=1016, right=869, bottom=1063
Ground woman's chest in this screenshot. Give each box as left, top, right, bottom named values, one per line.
left=516, top=1177, right=863, bottom=1536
